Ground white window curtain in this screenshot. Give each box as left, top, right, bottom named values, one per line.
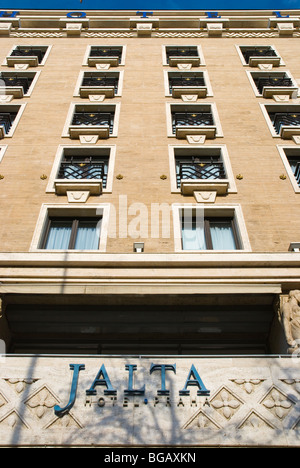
left=181, top=218, right=236, bottom=250
left=74, top=222, right=100, bottom=250
left=182, top=220, right=206, bottom=250
left=45, top=221, right=72, bottom=250
left=210, top=221, right=236, bottom=250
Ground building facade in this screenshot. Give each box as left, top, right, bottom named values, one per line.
left=0, top=8, right=299, bottom=447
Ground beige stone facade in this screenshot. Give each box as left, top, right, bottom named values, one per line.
left=0, top=9, right=299, bottom=447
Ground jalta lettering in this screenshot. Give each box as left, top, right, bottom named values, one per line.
left=54, top=362, right=210, bottom=417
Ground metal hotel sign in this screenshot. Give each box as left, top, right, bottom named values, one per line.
left=0, top=356, right=299, bottom=447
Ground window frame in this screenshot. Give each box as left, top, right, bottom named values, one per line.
left=0, top=103, right=26, bottom=138
left=82, top=45, right=126, bottom=67
left=168, top=145, right=237, bottom=194
left=166, top=102, right=223, bottom=139
left=3, top=45, right=52, bottom=67
left=40, top=216, right=102, bottom=250
left=260, top=103, right=300, bottom=139
left=73, top=70, right=124, bottom=98
left=246, top=70, right=298, bottom=98
left=172, top=204, right=251, bottom=252
left=163, top=70, right=213, bottom=98
left=277, top=144, right=300, bottom=193
left=162, top=45, right=205, bottom=67
left=62, top=102, right=121, bottom=139
left=30, top=203, right=110, bottom=252
left=46, top=144, right=116, bottom=194
left=0, top=70, right=40, bottom=98
left=236, top=45, right=284, bottom=67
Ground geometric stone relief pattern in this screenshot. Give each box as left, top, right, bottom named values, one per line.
left=5, top=378, right=38, bottom=394
left=24, top=385, right=60, bottom=421
left=230, top=378, right=265, bottom=394
left=183, top=377, right=300, bottom=432
left=10, top=31, right=300, bottom=39
left=260, top=386, right=295, bottom=420
left=0, top=409, right=29, bottom=430
left=238, top=410, right=275, bottom=430
left=0, top=359, right=299, bottom=446
left=210, top=386, right=244, bottom=420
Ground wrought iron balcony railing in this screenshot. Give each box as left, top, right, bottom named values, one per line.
left=288, top=158, right=300, bottom=187
left=176, top=157, right=226, bottom=188
left=82, top=74, right=119, bottom=93
left=0, top=112, right=17, bottom=134
left=89, top=47, right=122, bottom=64
left=71, top=112, right=114, bottom=133
left=172, top=112, right=214, bottom=133
left=242, top=47, right=277, bottom=64
left=57, top=156, right=108, bottom=187
left=169, top=75, right=205, bottom=93
left=269, top=112, right=300, bottom=134
left=0, top=75, right=34, bottom=94
left=254, top=75, right=293, bottom=94
left=10, top=46, right=46, bottom=64
left=166, top=47, right=199, bottom=63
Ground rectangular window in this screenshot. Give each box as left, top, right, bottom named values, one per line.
left=0, top=71, right=39, bottom=98
left=63, top=103, right=120, bottom=139
left=5, top=45, right=51, bottom=67
left=237, top=45, right=282, bottom=67
left=83, top=45, right=126, bottom=67
left=74, top=70, right=124, bottom=99
left=172, top=205, right=250, bottom=252
left=46, top=145, right=115, bottom=195
left=247, top=71, right=298, bottom=98
left=166, top=103, right=222, bottom=139
left=41, top=217, right=101, bottom=250
left=0, top=104, right=26, bottom=138
left=162, top=46, right=205, bottom=67
left=260, top=104, right=300, bottom=139
left=169, top=145, right=236, bottom=195
left=181, top=216, right=240, bottom=251
left=277, top=145, right=300, bottom=193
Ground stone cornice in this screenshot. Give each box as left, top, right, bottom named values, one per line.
left=0, top=9, right=299, bottom=37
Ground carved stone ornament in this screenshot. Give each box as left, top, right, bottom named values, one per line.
left=258, top=64, right=273, bottom=71
left=194, top=191, right=217, bottom=203
left=89, top=95, right=105, bottom=102
left=177, top=63, right=192, bottom=70
left=95, top=63, right=110, bottom=70
left=181, top=94, right=198, bottom=102
left=186, top=135, right=206, bottom=144
left=14, top=63, right=29, bottom=70
left=279, top=290, right=300, bottom=352
left=273, top=95, right=290, bottom=102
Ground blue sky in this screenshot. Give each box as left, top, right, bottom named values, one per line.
left=1, top=0, right=299, bottom=10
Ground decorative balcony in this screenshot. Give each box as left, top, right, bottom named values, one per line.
left=172, top=111, right=216, bottom=139
left=166, top=46, right=200, bottom=67
left=253, top=73, right=297, bottom=98
left=269, top=111, right=300, bottom=139
left=54, top=155, right=108, bottom=195
left=241, top=46, right=281, bottom=67
left=0, top=73, right=34, bottom=98
left=169, top=73, right=207, bottom=98
left=0, top=111, right=17, bottom=138
left=79, top=73, right=119, bottom=98
left=69, top=111, right=114, bottom=139
left=88, top=46, right=123, bottom=67
left=176, top=155, right=229, bottom=195
left=7, top=46, right=47, bottom=67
